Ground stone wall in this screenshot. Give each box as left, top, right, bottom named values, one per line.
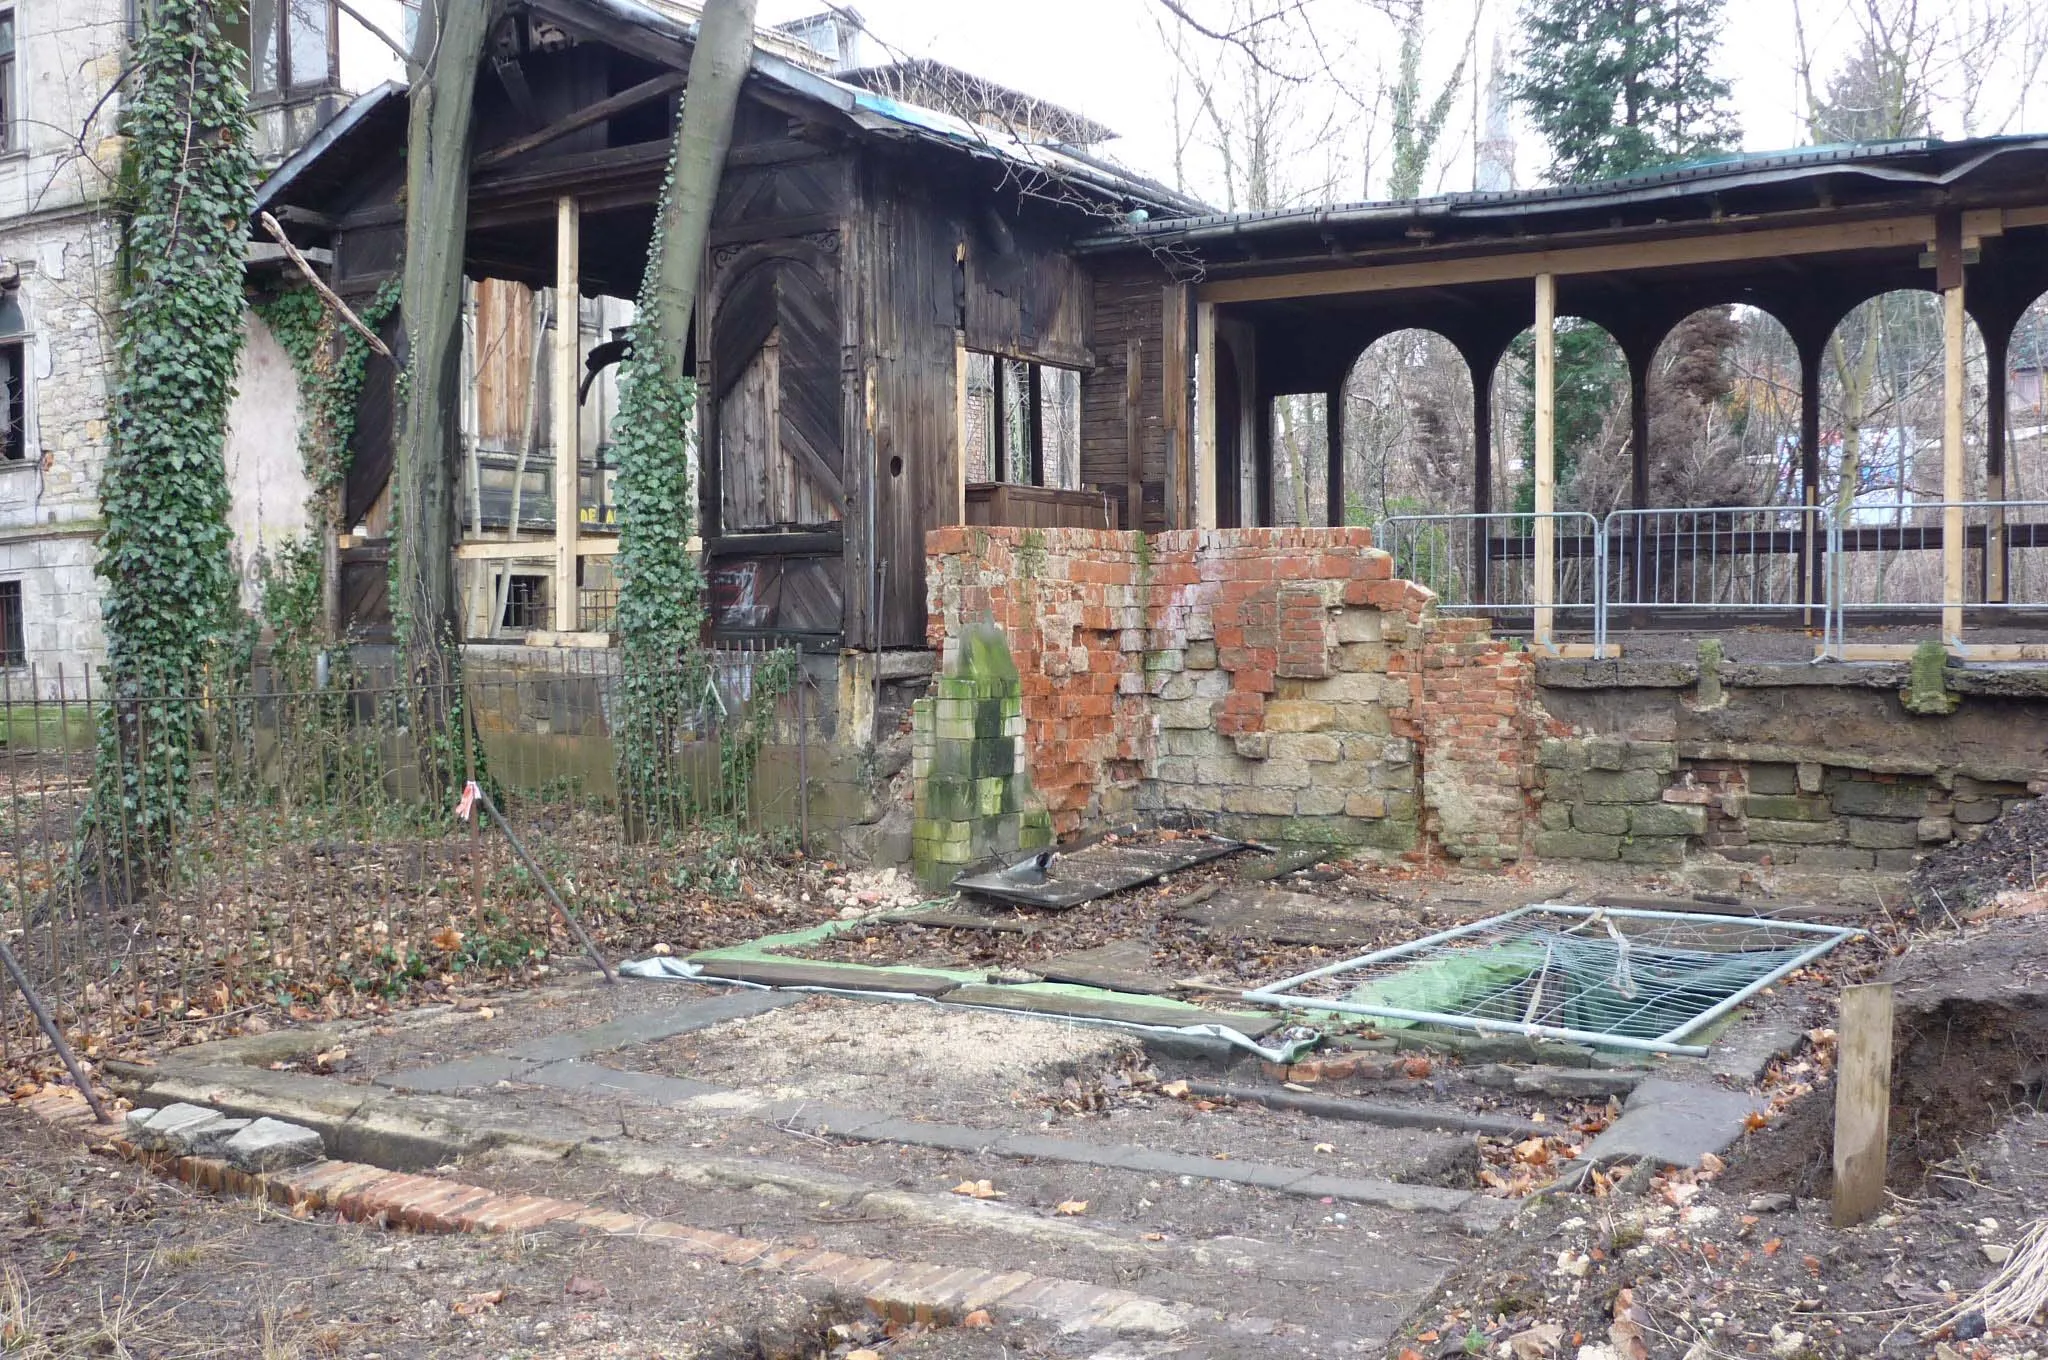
left=909, top=626, right=1054, bottom=885
left=1530, top=656, right=2048, bottom=873
left=924, top=526, right=1543, bottom=861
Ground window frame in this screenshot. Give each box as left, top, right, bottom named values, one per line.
left=245, top=0, right=341, bottom=101
left=0, top=290, right=28, bottom=467
left=0, top=580, right=23, bottom=670
left=0, top=8, right=18, bottom=157
left=964, top=350, right=1083, bottom=492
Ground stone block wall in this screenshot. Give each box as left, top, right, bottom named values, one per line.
left=925, top=526, right=1544, bottom=861
left=911, top=625, right=1054, bottom=884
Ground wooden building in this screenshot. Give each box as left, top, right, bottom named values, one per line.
left=253, top=0, right=1201, bottom=658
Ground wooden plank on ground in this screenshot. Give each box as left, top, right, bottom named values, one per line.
left=954, top=837, right=1244, bottom=909
left=1176, top=885, right=1404, bottom=949
left=693, top=957, right=961, bottom=998
left=1832, top=981, right=1895, bottom=1227
left=877, top=908, right=1044, bottom=936
left=1034, top=940, right=1178, bottom=996
left=944, top=984, right=1281, bottom=1038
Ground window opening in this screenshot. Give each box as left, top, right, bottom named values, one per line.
left=0, top=292, right=26, bottom=463
left=0, top=580, right=22, bottom=668
left=501, top=574, right=547, bottom=632
left=0, top=11, right=16, bottom=153
left=964, top=350, right=1081, bottom=489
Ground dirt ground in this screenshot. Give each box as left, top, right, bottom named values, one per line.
left=0, top=1108, right=1046, bottom=1360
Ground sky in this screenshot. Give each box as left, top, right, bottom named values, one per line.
left=752, top=0, right=2048, bottom=207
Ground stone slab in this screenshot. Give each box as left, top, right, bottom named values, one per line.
left=1174, top=885, right=1403, bottom=948
left=504, top=987, right=801, bottom=1062
left=943, top=984, right=1282, bottom=1038
left=689, top=958, right=962, bottom=998
left=1580, top=1077, right=1766, bottom=1169
left=380, top=1056, right=537, bottom=1093
left=526, top=1061, right=725, bottom=1104
left=223, top=1117, right=325, bottom=1172
left=1033, top=940, right=1180, bottom=996
left=953, top=837, right=1244, bottom=909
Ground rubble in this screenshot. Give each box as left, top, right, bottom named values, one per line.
left=222, top=1117, right=325, bottom=1172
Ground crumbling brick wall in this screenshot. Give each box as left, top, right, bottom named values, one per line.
left=925, top=526, right=1544, bottom=860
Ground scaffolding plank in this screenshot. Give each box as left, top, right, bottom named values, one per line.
left=953, top=837, right=1244, bottom=909
left=692, top=957, right=961, bottom=997
left=946, top=984, right=1282, bottom=1037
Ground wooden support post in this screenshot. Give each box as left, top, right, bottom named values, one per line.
left=991, top=356, right=1009, bottom=483
left=1533, top=273, right=1557, bottom=647
left=1196, top=302, right=1218, bottom=530
left=1472, top=355, right=1493, bottom=601
left=1027, top=361, right=1045, bottom=487
left=1325, top=382, right=1345, bottom=526
left=1987, top=327, right=2011, bottom=604
left=1628, top=352, right=1650, bottom=511
left=1799, top=342, right=1824, bottom=615
left=1942, top=283, right=1967, bottom=645
left=953, top=331, right=969, bottom=525
left=1125, top=338, right=1145, bottom=531
left=1253, top=393, right=1274, bottom=529
left=1832, top=981, right=1895, bottom=1227
left=553, top=195, right=582, bottom=634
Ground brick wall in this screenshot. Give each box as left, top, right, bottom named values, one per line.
left=925, top=526, right=1543, bottom=860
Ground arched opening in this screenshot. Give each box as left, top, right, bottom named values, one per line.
left=1819, top=289, right=1990, bottom=635
left=1641, top=306, right=1801, bottom=510
left=2006, top=291, right=2048, bottom=503
left=1340, top=328, right=1474, bottom=525
left=1490, top=317, right=1626, bottom=515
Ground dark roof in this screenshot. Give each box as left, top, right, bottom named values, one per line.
left=1077, top=135, right=2048, bottom=251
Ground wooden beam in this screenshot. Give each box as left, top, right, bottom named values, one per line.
left=1832, top=982, right=1894, bottom=1228
left=1533, top=273, right=1556, bottom=646
left=1125, top=338, right=1144, bottom=532
left=1325, top=382, right=1344, bottom=526
left=1027, top=362, right=1045, bottom=487
left=1196, top=214, right=1943, bottom=305
left=553, top=196, right=582, bottom=635
left=475, top=72, right=687, bottom=170
left=1472, top=358, right=1493, bottom=599
left=954, top=328, right=970, bottom=526
left=1195, top=301, right=1217, bottom=530
left=1987, top=329, right=2011, bottom=603
left=457, top=537, right=626, bottom=560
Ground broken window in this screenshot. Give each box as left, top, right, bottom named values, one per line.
left=242, top=0, right=336, bottom=95
left=0, top=580, right=20, bottom=667
left=964, top=351, right=1081, bottom=489
left=0, top=292, right=26, bottom=464
left=500, top=574, right=547, bottom=632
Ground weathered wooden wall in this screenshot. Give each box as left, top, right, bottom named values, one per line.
left=1081, top=258, right=1183, bottom=532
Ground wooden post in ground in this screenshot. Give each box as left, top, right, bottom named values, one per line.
left=1832, top=981, right=1895, bottom=1227
left=1533, top=273, right=1557, bottom=647
left=553, top=195, right=582, bottom=635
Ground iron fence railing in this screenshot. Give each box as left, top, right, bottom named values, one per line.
left=0, top=643, right=833, bottom=1087
left=1379, top=499, right=2048, bottom=655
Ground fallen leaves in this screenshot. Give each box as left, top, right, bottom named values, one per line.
left=1609, top=1286, right=1651, bottom=1360
left=564, top=1274, right=607, bottom=1298
left=451, top=1288, right=505, bottom=1316
left=1052, top=1199, right=1089, bottom=1216
left=951, top=1179, right=1005, bottom=1200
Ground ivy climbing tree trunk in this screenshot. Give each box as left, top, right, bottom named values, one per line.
left=394, top=0, right=491, bottom=793
left=93, top=0, right=257, bottom=894
left=612, top=0, right=760, bottom=831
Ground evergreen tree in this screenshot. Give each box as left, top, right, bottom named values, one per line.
left=1509, top=0, right=1739, bottom=184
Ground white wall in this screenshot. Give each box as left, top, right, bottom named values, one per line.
left=224, top=311, right=315, bottom=606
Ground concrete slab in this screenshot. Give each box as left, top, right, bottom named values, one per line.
left=224, top=1117, right=325, bottom=1172
left=1580, top=1076, right=1766, bottom=1169
left=526, top=1061, right=723, bottom=1104
left=379, top=1056, right=536, bottom=1093
left=503, top=987, right=800, bottom=1062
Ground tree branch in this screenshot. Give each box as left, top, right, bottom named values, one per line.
left=259, top=212, right=393, bottom=358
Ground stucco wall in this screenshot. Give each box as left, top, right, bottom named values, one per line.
left=224, top=311, right=314, bottom=604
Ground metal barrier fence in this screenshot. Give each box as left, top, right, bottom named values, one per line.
left=1378, top=512, right=1605, bottom=646
left=0, top=643, right=836, bottom=1086
left=1379, top=499, right=2048, bottom=653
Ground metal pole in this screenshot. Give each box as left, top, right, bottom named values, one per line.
left=473, top=786, right=616, bottom=983
left=0, top=934, right=112, bottom=1122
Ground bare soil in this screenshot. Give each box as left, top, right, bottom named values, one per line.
left=1912, top=794, right=2048, bottom=913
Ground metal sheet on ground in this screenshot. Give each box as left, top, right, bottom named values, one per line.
left=1033, top=940, right=1179, bottom=996
left=691, top=957, right=962, bottom=997
left=1175, top=885, right=1405, bottom=948
left=953, top=837, right=1244, bottom=909
left=945, top=983, right=1283, bottom=1037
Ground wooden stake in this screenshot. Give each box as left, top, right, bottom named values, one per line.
left=1832, top=981, right=1895, bottom=1227
left=1533, top=273, right=1557, bottom=647
left=553, top=196, right=582, bottom=635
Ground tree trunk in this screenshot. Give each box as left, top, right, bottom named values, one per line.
left=395, top=0, right=491, bottom=789
left=651, top=0, right=759, bottom=368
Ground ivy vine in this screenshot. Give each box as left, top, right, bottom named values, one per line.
left=92, top=0, right=257, bottom=888
left=610, top=149, right=793, bottom=828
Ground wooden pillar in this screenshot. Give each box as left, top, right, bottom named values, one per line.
left=1253, top=392, right=1274, bottom=528
left=1196, top=301, right=1217, bottom=530
left=1125, top=339, right=1145, bottom=531
left=990, top=357, right=1008, bottom=483
left=1472, top=354, right=1493, bottom=602
left=1628, top=352, right=1651, bottom=510
left=953, top=332, right=969, bottom=525
left=1938, top=219, right=1967, bottom=647
left=1533, top=274, right=1557, bottom=646
left=1325, top=381, right=1345, bottom=526
left=1799, top=341, right=1824, bottom=613
left=1832, top=982, right=1895, bottom=1227
left=552, top=195, right=581, bottom=635
left=1986, top=326, right=2011, bottom=603
left=1027, top=362, right=1045, bottom=487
